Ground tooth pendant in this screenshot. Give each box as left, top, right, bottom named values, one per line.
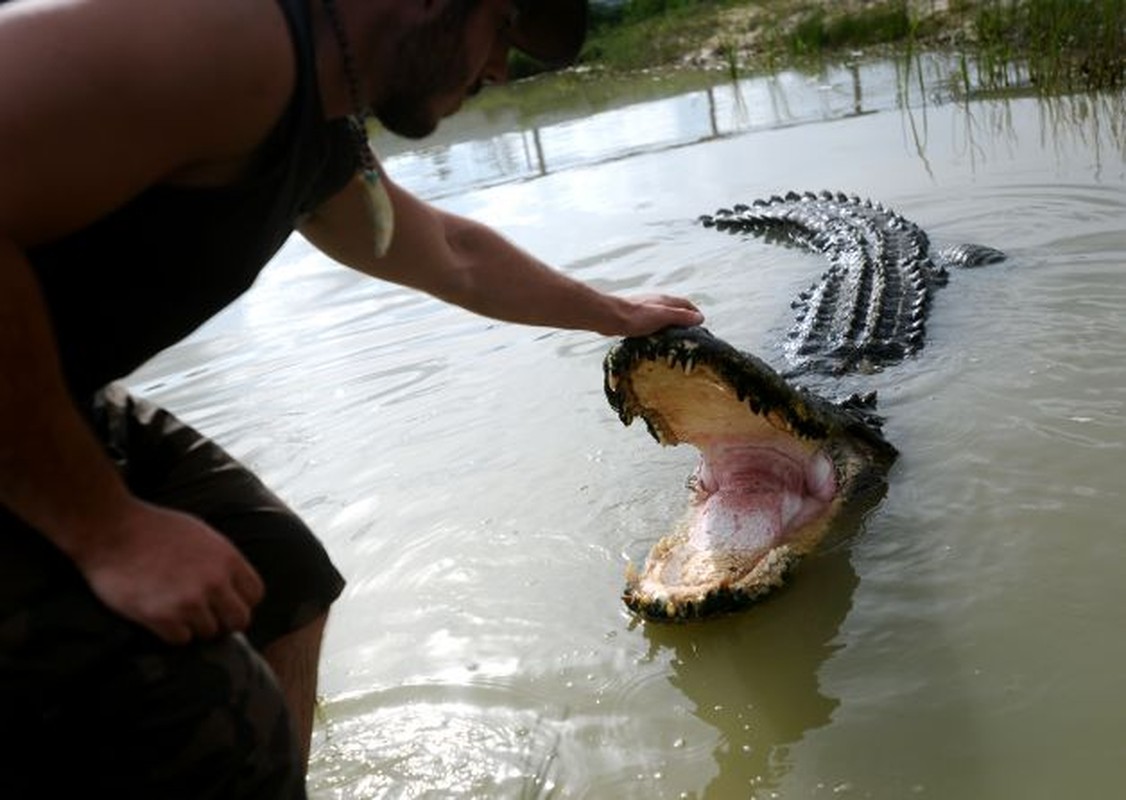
left=359, top=157, right=394, bottom=258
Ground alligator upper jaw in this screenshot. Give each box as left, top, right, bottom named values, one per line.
left=604, top=326, right=896, bottom=621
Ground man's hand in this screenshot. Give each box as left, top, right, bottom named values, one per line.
left=1, top=243, right=261, bottom=647
left=74, top=500, right=264, bottom=645
left=612, top=293, right=705, bottom=337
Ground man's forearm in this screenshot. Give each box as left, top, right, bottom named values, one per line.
left=0, top=238, right=133, bottom=555
left=305, top=177, right=703, bottom=336
left=434, top=214, right=704, bottom=336
left=431, top=214, right=631, bottom=333
left=308, top=183, right=631, bottom=332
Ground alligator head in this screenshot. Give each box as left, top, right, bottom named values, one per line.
left=604, top=326, right=897, bottom=621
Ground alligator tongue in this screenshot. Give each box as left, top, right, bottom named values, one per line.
left=689, top=489, right=800, bottom=554
left=685, top=439, right=836, bottom=558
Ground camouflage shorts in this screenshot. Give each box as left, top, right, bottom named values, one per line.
left=0, top=385, right=346, bottom=797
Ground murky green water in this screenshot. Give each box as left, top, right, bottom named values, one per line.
left=129, top=56, right=1126, bottom=798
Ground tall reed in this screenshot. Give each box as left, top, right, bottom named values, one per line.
left=965, top=0, right=1123, bottom=93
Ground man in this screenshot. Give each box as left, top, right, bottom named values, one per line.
left=0, top=0, right=703, bottom=795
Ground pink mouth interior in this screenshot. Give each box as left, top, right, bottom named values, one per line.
left=686, top=438, right=837, bottom=553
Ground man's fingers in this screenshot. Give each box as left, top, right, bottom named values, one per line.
left=140, top=570, right=256, bottom=642
left=656, top=294, right=702, bottom=313
left=233, top=561, right=265, bottom=607
left=150, top=617, right=194, bottom=646
left=625, top=294, right=705, bottom=334
left=620, top=296, right=705, bottom=336
left=145, top=597, right=249, bottom=643
left=190, top=605, right=222, bottom=640
left=213, top=591, right=253, bottom=634
left=671, top=305, right=705, bottom=325
left=658, top=296, right=704, bottom=322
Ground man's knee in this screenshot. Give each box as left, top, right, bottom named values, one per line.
left=4, top=634, right=307, bottom=799
left=107, top=634, right=308, bottom=798
left=129, top=634, right=306, bottom=798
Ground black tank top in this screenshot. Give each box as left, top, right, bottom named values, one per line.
left=26, top=0, right=357, bottom=401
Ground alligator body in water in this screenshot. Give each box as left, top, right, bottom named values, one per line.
left=605, top=191, right=1003, bottom=622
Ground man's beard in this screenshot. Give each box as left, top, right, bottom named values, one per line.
left=376, top=3, right=475, bottom=139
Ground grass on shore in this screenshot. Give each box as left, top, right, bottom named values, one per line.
left=968, top=0, right=1124, bottom=93
left=520, top=0, right=1124, bottom=96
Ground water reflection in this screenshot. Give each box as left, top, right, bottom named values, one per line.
left=380, top=54, right=1124, bottom=203
left=379, top=59, right=917, bottom=200
left=896, top=80, right=1126, bottom=181
left=314, top=684, right=569, bottom=798
left=642, top=546, right=857, bottom=798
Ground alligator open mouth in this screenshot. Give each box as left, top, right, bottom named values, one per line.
left=605, top=326, right=897, bottom=621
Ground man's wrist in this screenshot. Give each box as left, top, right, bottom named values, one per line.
left=1, top=422, right=137, bottom=564
left=590, top=293, right=633, bottom=337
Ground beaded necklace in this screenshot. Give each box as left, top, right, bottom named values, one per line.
left=321, top=0, right=394, bottom=256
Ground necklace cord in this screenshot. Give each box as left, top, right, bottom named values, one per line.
left=320, top=0, right=395, bottom=257
left=322, top=0, right=376, bottom=172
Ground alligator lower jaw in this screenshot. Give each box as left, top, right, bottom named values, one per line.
left=621, top=436, right=842, bottom=622
left=623, top=540, right=800, bottom=621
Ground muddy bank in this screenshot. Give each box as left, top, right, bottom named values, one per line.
left=673, top=1, right=963, bottom=71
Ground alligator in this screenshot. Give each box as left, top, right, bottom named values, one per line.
left=605, top=191, right=1004, bottom=622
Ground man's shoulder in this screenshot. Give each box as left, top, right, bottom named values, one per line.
left=0, top=0, right=300, bottom=244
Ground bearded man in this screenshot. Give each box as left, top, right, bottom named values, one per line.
left=0, top=0, right=703, bottom=795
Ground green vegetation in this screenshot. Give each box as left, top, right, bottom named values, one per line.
left=578, top=1, right=744, bottom=73
left=786, top=4, right=912, bottom=57
left=549, top=0, right=1124, bottom=95
left=967, top=0, right=1124, bottom=92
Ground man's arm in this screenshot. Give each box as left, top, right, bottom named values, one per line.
left=0, top=240, right=263, bottom=643
left=299, top=172, right=705, bottom=336
left=0, top=0, right=289, bottom=642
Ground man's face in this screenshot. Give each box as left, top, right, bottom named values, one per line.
left=376, top=0, right=513, bottom=139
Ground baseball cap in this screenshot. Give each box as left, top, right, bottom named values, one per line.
left=510, top=0, right=589, bottom=67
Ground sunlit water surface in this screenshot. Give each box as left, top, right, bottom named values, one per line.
left=128, top=57, right=1126, bottom=798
